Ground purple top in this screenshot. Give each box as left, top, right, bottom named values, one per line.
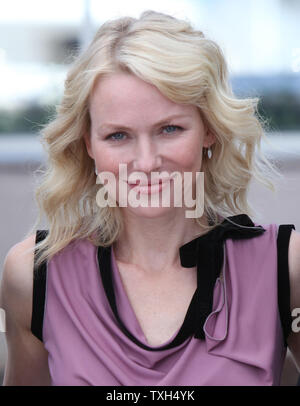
left=41, top=219, right=287, bottom=385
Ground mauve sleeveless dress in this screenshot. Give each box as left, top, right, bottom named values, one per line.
left=32, top=214, right=295, bottom=385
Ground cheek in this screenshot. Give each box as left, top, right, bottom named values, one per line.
left=171, top=138, right=202, bottom=171
left=92, top=144, right=123, bottom=174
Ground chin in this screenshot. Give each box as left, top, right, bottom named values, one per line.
left=121, top=205, right=177, bottom=219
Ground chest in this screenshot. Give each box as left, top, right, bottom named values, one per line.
left=115, top=261, right=197, bottom=347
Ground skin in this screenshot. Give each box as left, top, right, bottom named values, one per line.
left=84, top=71, right=216, bottom=273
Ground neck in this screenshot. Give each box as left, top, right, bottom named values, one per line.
left=113, top=210, right=208, bottom=274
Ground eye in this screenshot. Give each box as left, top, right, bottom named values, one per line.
left=162, top=125, right=183, bottom=134
left=106, top=132, right=127, bottom=141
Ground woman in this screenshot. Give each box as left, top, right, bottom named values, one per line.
left=1, top=10, right=299, bottom=386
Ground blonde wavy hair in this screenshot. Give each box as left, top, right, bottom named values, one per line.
left=26, top=10, right=281, bottom=269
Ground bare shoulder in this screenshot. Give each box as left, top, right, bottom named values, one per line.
left=0, top=233, right=52, bottom=385
left=0, top=234, right=36, bottom=330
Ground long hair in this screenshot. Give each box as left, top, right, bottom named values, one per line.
left=25, top=10, right=281, bottom=269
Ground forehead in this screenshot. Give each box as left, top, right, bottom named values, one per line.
left=89, top=72, right=197, bottom=120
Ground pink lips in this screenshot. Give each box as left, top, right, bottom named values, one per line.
left=128, top=180, right=163, bottom=186
left=126, top=178, right=171, bottom=195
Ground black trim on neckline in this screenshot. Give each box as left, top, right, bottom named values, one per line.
left=98, top=244, right=199, bottom=351
left=97, top=214, right=266, bottom=351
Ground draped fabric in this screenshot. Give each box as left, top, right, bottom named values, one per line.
left=40, top=215, right=287, bottom=385
left=97, top=214, right=266, bottom=348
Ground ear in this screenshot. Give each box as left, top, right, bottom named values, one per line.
left=198, top=110, right=217, bottom=148
left=83, top=131, right=94, bottom=160
left=203, top=128, right=217, bottom=149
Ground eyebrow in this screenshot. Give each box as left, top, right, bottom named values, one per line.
left=96, top=114, right=191, bottom=133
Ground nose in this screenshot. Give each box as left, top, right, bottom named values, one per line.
left=132, top=136, right=162, bottom=173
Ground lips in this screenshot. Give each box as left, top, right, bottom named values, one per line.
left=127, top=179, right=163, bottom=186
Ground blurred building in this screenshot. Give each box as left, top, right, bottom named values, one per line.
left=0, top=0, right=299, bottom=72
left=0, top=0, right=299, bottom=125
left=0, top=23, right=79, bottom=65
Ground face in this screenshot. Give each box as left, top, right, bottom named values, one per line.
left=84, top=71, right=215, bottom=219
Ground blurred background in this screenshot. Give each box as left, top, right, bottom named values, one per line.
left=0, top=0, right=299, bottom=385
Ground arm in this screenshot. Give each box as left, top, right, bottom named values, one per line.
left=287, top=230, right=300, bottom=373
left=0, top=235, right=51, bottom=385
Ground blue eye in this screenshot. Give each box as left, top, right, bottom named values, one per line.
left=107, top=132, right=126, bottom=141
left=162, top=125, right=182, bottom=134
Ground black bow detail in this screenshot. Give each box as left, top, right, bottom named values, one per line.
left=179, top=214, right=266, bottom=339
left=98, top=213, right=266, bottom=351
